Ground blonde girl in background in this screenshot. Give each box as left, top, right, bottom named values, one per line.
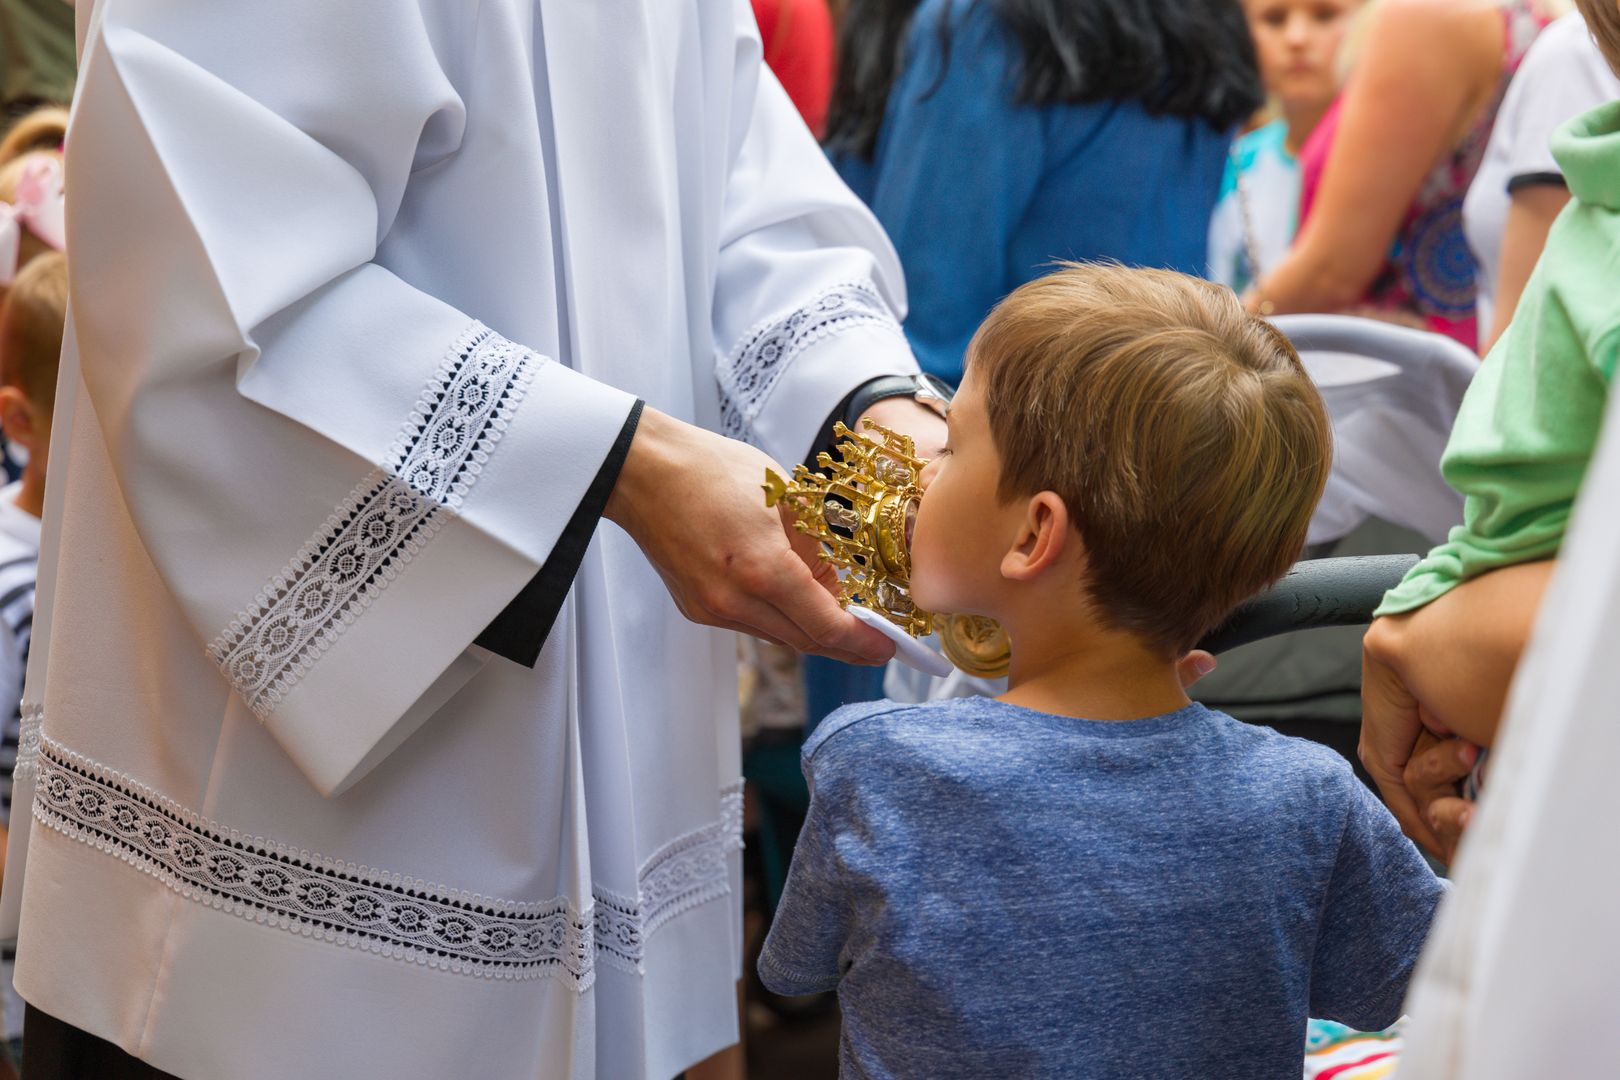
left=1208, top=0, right=1363, bottom=293
left=1251, top=0, right=1557, bottom=349
left=0, top=106, right=66, bottom=297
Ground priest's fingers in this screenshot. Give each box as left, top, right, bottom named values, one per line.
left=729, top=595, right=883, bottom=666
left=676, top=559, right=885, bottom=665
left=856, top=398, right=949, bottom=461
left=757, top=558, right=894, bottom=665
left=782, top=507, right=842, bottom=598
left=1403, top=733, right=1477, bottom=796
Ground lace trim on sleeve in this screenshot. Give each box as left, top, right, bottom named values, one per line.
left=207, top=323, right=536, bottom=719
left=33, top=733, right=743, bottom=989
left=718, top=281, right=902, bottom=443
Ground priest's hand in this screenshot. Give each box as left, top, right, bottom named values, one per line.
left=856, top=396, right=948, bottom=462
left=606, top=407, right=897, bottom=665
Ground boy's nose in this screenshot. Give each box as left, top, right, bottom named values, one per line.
left=918, top=456, right=939, bottom=489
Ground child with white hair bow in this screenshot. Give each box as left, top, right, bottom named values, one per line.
left=0, top=107, right=68, bottom=290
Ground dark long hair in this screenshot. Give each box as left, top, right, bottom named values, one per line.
left=824, top=0, right=1264, bottom=160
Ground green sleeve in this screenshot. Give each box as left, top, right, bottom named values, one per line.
left=1376, top=207, right=1620, bottom=616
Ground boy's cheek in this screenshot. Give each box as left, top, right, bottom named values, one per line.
left=906, top=509, right=952, bottom=613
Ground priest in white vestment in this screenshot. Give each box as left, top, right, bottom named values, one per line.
left=0, top=2, right=941, bottom=1077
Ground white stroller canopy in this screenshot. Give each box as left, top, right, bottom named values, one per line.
left=1276, top=314, right=1476, bottom=547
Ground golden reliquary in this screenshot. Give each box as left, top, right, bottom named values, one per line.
left=763, top=421, right=1011, bottom=679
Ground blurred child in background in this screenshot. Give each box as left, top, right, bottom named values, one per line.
left=1209, top=0, right=1362, bottom=293
left=0, top=249, right=65, bottom=1079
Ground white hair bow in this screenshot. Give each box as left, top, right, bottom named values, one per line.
left=0, top=156, right=66, bottom=287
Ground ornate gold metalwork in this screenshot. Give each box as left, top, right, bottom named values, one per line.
left=764, top=421, right=1011, bottom=677
left=937, top=614, right=1012, bottom=679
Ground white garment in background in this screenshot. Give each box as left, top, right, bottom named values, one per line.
left=1396, top=376, right=1620, bottom=1078
left=0, top=2, right=917, bottom=1078
left=1463, top=12, right=1620, bottom=337
left=0, top=482, right=38, bottom=749
left=0, top=481, right=37, bottom=1046
left=1206, top=120, right=1301, bottom=294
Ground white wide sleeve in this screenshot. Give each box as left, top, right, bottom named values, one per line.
left=713, top=2, right=920, bottom=466
left=67, top=1, right=635, bottom=796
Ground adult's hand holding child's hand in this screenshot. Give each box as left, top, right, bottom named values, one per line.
left=1404, top=730, right=1478, bottom=865
left=1359, top=560, right=1552, bottom=862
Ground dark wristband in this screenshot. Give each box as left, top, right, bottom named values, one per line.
left=804, top=373, right=953, bottom=470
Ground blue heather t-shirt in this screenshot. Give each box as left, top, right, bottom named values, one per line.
left=759, top=698, right=1444, bottom=1079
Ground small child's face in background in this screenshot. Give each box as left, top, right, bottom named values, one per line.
left=1245, top=0, right=1357, bottom=115
left=909, top=363, right=1025, bottom=618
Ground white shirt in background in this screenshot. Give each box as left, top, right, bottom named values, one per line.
left=0, top=482, right=36, bottom=1046
left=1464, top=12, right=1620, bottom=337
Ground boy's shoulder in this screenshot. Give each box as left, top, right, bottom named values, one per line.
left=804, top=697, right=1360, bottom=793
left=799, top=696, right=1004, bottom=787
left=1202, top=709, right=1366, bottom=789
left=802, top=697, right=960, bottom=760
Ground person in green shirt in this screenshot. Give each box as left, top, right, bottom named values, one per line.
left=0, top=0, right=74, bottom=126
left=1361, top=0, right=1620, bottom=866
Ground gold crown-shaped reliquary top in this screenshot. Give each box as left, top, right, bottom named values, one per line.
left=764, top=421, right=1011, bottom=678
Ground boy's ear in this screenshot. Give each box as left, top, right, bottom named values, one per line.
left=0, top=387, right=34, bottom=452
left=1001, top=491, right=1070, bottom=583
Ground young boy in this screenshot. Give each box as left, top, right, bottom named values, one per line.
left=759, top=265, right=1444, bottom=1078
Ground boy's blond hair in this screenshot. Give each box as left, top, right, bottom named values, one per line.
left=0, top=252, right=68, bottom=417
left=969, top=263, right=1331, bottom=655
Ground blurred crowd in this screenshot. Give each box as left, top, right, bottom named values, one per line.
left=735, top=0, right=1620, bottom=1076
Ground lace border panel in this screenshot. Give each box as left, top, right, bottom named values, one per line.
left=33, top=736, right=742, bottom=989
left=595, top=779, right=746, bottom=975
left=207, top=323, right=536, bottom=719
left=718, top=281, right=903, bottom=443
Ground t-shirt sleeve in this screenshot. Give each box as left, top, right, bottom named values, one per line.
left=1309, top=771, right=1446, bottom=1028
left=757, top=782, right=853, bottom=996
left=1499, top=16, right=1620, bottom=187
left=1376, top=208, right=1620, bottom=616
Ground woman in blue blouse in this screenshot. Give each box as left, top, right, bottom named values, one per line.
left=825, top=0, right=1264, bottom=384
